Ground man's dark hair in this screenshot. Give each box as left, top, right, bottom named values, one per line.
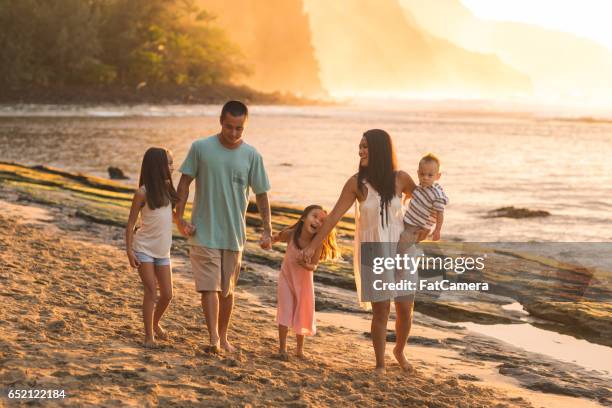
left=221, top=100, right=248, bottom=120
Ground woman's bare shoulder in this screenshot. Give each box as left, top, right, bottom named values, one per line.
left=396, top=170, right=416, bottom=192
left=396, top=170, right=414, bottom=183
left=343, top=174, right=359, bottom=189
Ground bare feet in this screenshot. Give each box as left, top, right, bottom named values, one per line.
left=275, top=351, right=289, bottom=361
left=204, top=344, right=220, bottom=354
left=205, top=336, right=221, bottom=354
left=393, top=346, right=414, bottom=372
left=154, top=325, right=168, bottom=341
left=143, top=337, right=156, bottom=348
left=295, top=350, right=307, bottom=359
left=221, top=340, right=236, bottom=353
left=374, top=366, right=386, bottom=375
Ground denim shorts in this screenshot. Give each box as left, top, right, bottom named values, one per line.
left=134, top=251, right=171, bottom=266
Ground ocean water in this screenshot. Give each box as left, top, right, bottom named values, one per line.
left=1, top=103, right=611, bottom=243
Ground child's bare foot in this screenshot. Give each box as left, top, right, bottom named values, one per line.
left=154, top=325, right=168, bottom=341
left=275, top=350, right=289, bottom=361
left=295, top=350, right=307, bottom=359
left=393, top=346, right=414, bottom=372
left=143, top=337, right=156, bottom=348
left=221, top=340, right=236, bottom=353
left=374, top=366, right=386, bottom=375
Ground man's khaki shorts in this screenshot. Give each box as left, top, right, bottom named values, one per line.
left=190, top=246, right=242, bottom=297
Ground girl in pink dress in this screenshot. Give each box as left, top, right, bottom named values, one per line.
left=272, top=205, right=339, bottom=359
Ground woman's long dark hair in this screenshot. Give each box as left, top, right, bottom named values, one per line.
left=357, top=129, right=398, bottom=228
left=138, top=147, right=178, bottom=210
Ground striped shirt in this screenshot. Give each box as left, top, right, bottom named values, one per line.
left=404, top=183, right=448, bottom=229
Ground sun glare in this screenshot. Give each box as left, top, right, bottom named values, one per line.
left=461, top=0, right=612, bottom=50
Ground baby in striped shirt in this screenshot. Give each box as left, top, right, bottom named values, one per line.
left=398, top=153, right=449, bottom=252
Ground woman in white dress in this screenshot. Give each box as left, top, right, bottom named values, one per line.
left=302, top=129, right=424, bottom=373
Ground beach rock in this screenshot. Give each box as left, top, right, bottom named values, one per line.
left=46, top=319, right=66, bottom=332
left=0, top=368, right=27, bottom=383
left=362, top=331, right=444, bottom=347
left=314, top=296, right=361, bottom=313
left=458, top=374, right=481, bottom=381
left=455, top=336, right=612, bottom=404
left=107, top=166, right=129, bottom=180
left=497, top=363, right=610, bottom=403
left=485, top=206, right=550, bottom=218
left=51, top=370, right=72, bottom=378
left=522, top=301, right=612, bottom=347
left=222, top=358, right=239, bottom=367
left=409, top=336, right=444, bottom=347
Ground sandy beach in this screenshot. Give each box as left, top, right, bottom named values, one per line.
left=0, top=200, right=525, bottom=407
left=0, top=165, right=609, bottom=407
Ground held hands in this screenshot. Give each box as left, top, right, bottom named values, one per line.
left=177, top=218, right=196, bottom=237
left=259, top=230, right=272, bottom=250
left=127, top=250, right=141, bottom=268
left=299, top=245, right=316, bottom=266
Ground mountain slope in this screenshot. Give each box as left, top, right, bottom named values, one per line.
left=198, top=0, right=324, bottom=96
left=401, top=0, right=612, bottom=100
left=303, top=0, right=532, bottom=97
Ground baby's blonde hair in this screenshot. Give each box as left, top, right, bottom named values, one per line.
left=419, top=153, right=441, bottom=170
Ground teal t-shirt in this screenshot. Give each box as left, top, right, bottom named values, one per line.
left=179, top=135, right=270, bottom=251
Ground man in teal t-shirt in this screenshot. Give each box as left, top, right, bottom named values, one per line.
left=175, top=100, right=272, bottom=353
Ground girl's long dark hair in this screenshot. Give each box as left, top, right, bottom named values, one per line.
left=138, top=147, right=178, bottom=210
left=292, top=205, right=339, bottom=262
left=357, top=129, right=398, bottom=228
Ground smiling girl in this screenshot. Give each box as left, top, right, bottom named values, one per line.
left=272, top=205, right=339, bottom=359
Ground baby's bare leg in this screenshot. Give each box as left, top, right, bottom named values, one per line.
left=397, top=223, right=418, bottom=255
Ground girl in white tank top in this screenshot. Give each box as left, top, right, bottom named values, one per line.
left=125, top=147, right=178, bottom=348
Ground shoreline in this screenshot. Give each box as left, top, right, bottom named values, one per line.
left=1, top=161, right=609, bottom=347
left=0, top=85, right=331, bottom=107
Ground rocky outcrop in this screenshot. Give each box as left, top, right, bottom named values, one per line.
left=485, top=206, right=550, bottom=218
left=107, top=166, right=128, bottom=180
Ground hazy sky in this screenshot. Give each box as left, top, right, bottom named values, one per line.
left=462, top=0, right=612, bottom=50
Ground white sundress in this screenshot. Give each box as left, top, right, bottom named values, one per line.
left=353, top=181, right=417, bottom=309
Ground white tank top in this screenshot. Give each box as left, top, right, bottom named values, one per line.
left=133, top=186, right=173, bottom=258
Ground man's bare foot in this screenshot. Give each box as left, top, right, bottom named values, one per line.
left=204, top=344, right=220, bottom=354
left=204, top=335, right=221, bottom=354
left=221, top=340, right=236, bottom=353
left=393, top=346, right=414, bottom=372
left=275, top=351, right=289, bottom=361
left=154, top=325, right=168, bottom=341
left=143, top=337, right=156, bottom=348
